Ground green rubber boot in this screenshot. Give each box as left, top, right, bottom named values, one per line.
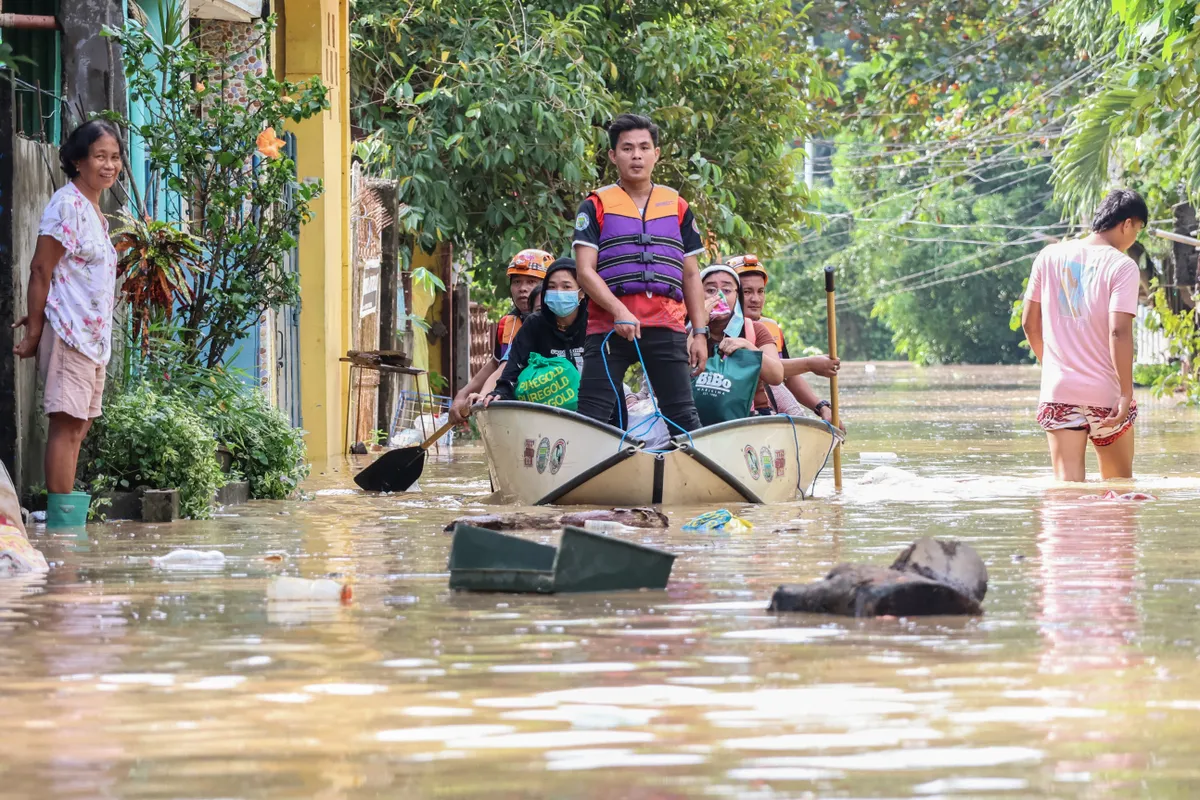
left=46, top=491, right=90, bottom=529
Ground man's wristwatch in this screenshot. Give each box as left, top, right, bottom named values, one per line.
left=814, top=400, right=832, bottom=416
left=691, top=326, right=709, bottom=337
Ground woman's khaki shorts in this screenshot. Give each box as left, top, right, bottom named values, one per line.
left=38, top=327, right=105, bottom=420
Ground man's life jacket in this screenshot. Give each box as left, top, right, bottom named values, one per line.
left=594, top=184, right=686, bottom=302
left=757, top=317, right=786, bottom=353
left=495, top=311, right=522, bottom=360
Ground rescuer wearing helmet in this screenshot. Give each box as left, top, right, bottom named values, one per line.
left=449, top=248, right=551, bottom=423
left=729, top=254, right=844, bottom=429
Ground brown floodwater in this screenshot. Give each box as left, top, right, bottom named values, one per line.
left=3, top=363, right=1200, bottom=799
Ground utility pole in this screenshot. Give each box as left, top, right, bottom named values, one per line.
left=804, top=139, right=815, bottom=190
left=1172, top=202, right=1198, bottom=311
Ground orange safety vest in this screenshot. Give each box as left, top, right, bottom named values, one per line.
left=757, top=317, right=786, bottom=353
left=495, top=313, right=523, bottom=360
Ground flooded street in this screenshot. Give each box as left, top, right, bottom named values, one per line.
left=4, top=363, right=1200, bottom=798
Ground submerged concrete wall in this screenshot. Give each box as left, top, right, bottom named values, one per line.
left=0, top=128, right=61, bottom=496
left=11, top=137, right=63, bottom=495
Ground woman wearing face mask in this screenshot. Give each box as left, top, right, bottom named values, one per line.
left=485, top=258, right=588, bottom=405
left=698, top=265, right=785, bottom=415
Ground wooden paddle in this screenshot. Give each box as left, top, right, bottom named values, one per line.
left=353, top=419, right=455, bottom=493
left=824, top=265, right=843, bottom=491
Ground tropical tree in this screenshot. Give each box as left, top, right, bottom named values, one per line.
left=106, top=6, right=328, bottom=368
left=749, top=1, right=1073, bottom=363
left=350, top=0, right=609, bottom=289
left=350, top=0, right=835, bottom=292
left=1050, top=0, right=1200, bottom=216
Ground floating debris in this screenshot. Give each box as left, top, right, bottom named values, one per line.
left=267, top=576, right=352, bottom=603
left=151, top=549, right=227, bottom=568
left=1079, top=490, right=1157, bottom=501
left=769, top=538, right=987, bottom=617
left=448, top=524, right=676, bottom=594
left=444, top=507, right=669, bottom=533
left=682, top=509, right=753, bottom=533
left=0, top=528, right=49, bottom=576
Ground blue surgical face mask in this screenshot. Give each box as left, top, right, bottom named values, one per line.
left=544, top=290, right=581, bottom=318
left=726, top=299, right=745, bottom=339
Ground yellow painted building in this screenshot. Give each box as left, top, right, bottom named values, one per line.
left=276, top=0, right=352, bottom=464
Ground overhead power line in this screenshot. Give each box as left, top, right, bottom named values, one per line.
left=804, top=209, right=1071, bottom=231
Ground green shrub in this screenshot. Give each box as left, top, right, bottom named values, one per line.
left=1134, top=363, right=1176, bottom=388
left=86, top=385, right=225, bottom=519
left=1144, top=288, right=1200, bottom=404
left=204, top=390, right=310, bottom=500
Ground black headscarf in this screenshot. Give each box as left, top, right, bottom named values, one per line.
left=537, top=257, right=588, bottom=341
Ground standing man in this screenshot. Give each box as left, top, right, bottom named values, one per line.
left=1021, top=189, right=1146, bottom=482
left=573, top=114, right=708, bottom=431
left=728, top=254, right=842, bottom=427
left=449, top=249, right=550, bottom=423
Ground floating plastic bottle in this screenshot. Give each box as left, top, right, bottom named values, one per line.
left=582, top=519, right=636, bottom=534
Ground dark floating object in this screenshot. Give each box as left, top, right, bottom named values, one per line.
left=769, top=537, right=987, bottom=617
left=448, top=523, right=676, bottom=594
left=443, top=507, right=670, bottom=533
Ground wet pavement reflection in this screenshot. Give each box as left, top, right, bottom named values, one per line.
left=3, top=363, right=1200, bottom=798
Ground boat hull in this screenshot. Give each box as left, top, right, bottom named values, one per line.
left=475, top=402, right=840, bottom=506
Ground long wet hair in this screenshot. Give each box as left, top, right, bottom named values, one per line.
left=59, top=119, right=124, bottom=179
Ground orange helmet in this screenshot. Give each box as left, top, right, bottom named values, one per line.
left=506, top=249, right=553, bottom=280
left=727, top=254, right=767, bottom=283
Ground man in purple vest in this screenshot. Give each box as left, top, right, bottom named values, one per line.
left=573, top=114, right=709, bottom=431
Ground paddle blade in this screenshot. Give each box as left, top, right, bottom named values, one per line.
left=353, top=446, right=426, bottom=493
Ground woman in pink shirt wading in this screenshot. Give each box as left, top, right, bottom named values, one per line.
left=1021, top=189, right=1147, bottom=482
left=12, top=121, right=123, bottom=505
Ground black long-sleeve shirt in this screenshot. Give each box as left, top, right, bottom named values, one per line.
left=492, top=302, right=588, bottom=401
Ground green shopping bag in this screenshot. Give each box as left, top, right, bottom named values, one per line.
left=516, top=352, right=581, bottom=410
left=690, top=348, right=762, bottom=426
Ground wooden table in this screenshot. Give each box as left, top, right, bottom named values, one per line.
left=339, top=358, right=435, bottom=455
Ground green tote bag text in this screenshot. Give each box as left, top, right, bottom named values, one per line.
left=516, top=352, right=580, bottom=410
left=690, top=348, right=762, bottom=426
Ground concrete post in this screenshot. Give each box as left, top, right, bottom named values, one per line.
left=453, top=281, right=471, bottom=396
left=375, top=180, right=399, bottom=432
left=439, top=243, right=454, bottom=399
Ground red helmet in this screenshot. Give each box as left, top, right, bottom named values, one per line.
left=727, top=254, right=768, bottom=283
left=507, top=249, right=553, bottom=280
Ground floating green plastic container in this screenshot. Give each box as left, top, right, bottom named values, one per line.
left=448, top=524, right=676, bottom=594
left=46, top=491, right=90, bottom=529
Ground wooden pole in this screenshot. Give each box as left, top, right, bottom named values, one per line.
left=824, top=265, right=842, bottom=490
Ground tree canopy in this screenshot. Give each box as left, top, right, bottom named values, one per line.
left=350, top=0, right=1198, bottom=364
left=350, top=0, right=835, bottom=289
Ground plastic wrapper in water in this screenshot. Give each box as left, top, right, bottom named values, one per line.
left=681, top=509, right=753, bottom=533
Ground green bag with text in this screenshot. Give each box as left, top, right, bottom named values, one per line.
left=690, top=349, right=762, bottom=426
left=516, top=352, right=580, bottom=410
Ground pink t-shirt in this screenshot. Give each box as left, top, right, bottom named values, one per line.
left=1023, top=241, right=1139, bottom=406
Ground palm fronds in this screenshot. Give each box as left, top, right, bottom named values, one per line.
left=1051, top=85, right=1139, bottom=217
left=113, top=215, right=204, bottom=353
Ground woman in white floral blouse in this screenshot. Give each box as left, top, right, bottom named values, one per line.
left=12, top=120, right=122, bottom=499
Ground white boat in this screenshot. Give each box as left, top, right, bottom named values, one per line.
left=474, top=401, right=843, bottom=506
